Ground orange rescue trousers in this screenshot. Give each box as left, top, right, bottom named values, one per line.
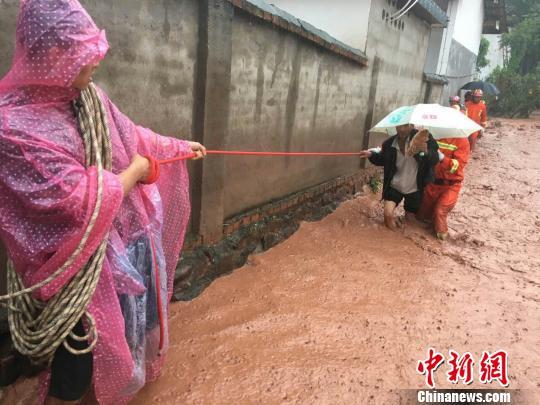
left=418, top=183, right=462, bottom=234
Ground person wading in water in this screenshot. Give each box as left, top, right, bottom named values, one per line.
left=359, top=124, right=440, bottom=230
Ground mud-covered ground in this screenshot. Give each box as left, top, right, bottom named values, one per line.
left=2, top=117, right=539, bottom=404
left=133, top=117, right=539, bottom=404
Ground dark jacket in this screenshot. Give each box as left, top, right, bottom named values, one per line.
left=368, top=130, right=439, bottom=196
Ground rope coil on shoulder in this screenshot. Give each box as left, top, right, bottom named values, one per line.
left=0, top=83, right=110, bottom=365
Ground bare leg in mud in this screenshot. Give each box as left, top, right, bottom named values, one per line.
left=384, top=203, right=424, bottom=230
left=383, top=201, right=400, bottom=230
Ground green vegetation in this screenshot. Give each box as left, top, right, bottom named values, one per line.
left=488, top=66, right=539, bottom=117
left=369, top=175, right=382, bottom=194
left=476, top=37, right=490, bottom=73
left=487, top=1, right=540, bottom=117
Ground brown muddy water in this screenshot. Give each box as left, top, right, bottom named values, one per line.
left=133, top=117, right=539, bottom=404
left=2, top=117, right=539, bottom=404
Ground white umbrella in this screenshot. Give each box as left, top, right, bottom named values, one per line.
left=370, top=103, right=483, bottom=139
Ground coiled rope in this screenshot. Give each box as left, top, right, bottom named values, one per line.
left=0, top=83, right=110, bottom=365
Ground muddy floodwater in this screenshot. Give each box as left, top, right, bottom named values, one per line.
left=132, top=117, right=539, bottom=404
left=2, top=117, right=539, bottom=404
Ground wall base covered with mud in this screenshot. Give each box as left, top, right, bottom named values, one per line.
left=174, top=168, right=379, bottom=300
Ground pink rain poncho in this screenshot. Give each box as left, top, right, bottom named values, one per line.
left=0, top=0, right=191, bottom=403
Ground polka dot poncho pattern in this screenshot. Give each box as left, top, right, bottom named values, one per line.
left=0, top=1, right=192, bottom=403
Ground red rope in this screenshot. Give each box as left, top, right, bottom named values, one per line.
left=158, top=150, right=366, bottom=165
left=147, top=149, right=367, bottom=343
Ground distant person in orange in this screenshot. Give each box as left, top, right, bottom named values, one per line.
left=449, top=95, right=466, bottom=115
left=417, top=136, right=470, bottom=240
left=465, top=89, right=487, bottom=151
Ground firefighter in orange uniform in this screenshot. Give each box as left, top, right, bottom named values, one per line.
left=464, top=89, right=487, bottom=151
left=418, top=136, right=470, bottom=240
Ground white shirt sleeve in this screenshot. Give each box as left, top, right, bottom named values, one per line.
left=438, top=150, right=445, bottom=161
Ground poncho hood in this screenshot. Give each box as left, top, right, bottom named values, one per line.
left=0, top=0, right=108, bottom=102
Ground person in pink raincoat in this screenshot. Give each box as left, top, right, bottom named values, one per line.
left=0, top=0, right=206, bottom=403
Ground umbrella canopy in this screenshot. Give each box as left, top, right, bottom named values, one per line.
left=461, top=80, right=500, bottom=95
left=370, top=104, right=483, bottom=139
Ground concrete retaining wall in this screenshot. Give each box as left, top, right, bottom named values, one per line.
left=428, top=82, right=445, bottom=104
left=362, top=0, right=433, bottom=150
left=0, top=0, right=199, bottom=139
left=85, top=0, right=199, bottom=139
left=225, top=10, right=370, bottom=217
left=0, top=1, right=18, bottom=77
left=366, top=0, right=432, bottom=126
left=443, top=39, right=478, bottom=101
left=0, top=0, right=436, bottom=232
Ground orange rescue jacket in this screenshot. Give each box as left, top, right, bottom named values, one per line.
left=435, top=138, right=470, bottom=182
left=465, top=100, right=487, bottom=127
